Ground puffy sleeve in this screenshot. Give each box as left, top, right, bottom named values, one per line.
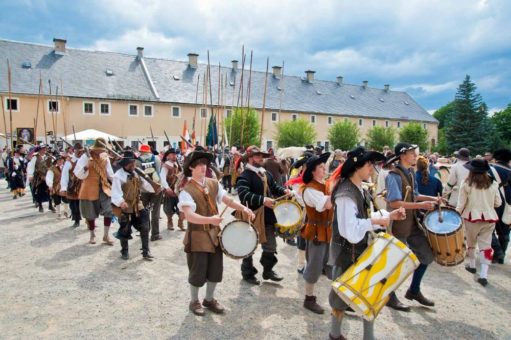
left=335, top=196, right=381, bottom=244
left=303, top=187, right=328, bottom=212
left=178, top=190, right=196, bottom=212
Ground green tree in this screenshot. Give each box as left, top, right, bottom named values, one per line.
left=433, top=101, right=455, bottom=129
left=225, top=108, right=260, bottom=147
left=433, top=128, right=448, bottom=155
left=399, top=122, right=429, bottom=151
left=328, top=120, right=359, bottom=150
left=275, top=119, right=316, bottom=148
left=445, top=75, right=489, bottom=154
left=492, top=104, right=511, bottom=145
left=366, top=126, right=396, bottom=151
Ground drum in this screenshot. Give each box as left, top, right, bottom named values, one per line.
left=219, top=220, right=258, bottom=260
left=273, top=200, right=303, bottom=239
left=332, top=232, right=419, bottom=321
left=423, top=207, right=465, bottom=266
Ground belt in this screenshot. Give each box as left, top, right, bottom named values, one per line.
left=307, top=220, right=332, bottom=227
left=188, top=224, right=215, bottom=232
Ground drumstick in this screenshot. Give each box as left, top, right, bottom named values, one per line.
left=403, top=186, right=411, bottom=202
left=274, top=192, right=292, bottom=201
left=437, top=194, right=443, bottom=223
left=219, top=205, right=229, bottom=218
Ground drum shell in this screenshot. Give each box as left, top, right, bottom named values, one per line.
left=423, top=208, right=465, bottom=266
left=273, top=200, right=303, bottom=239
left=332, top=233, right=419, bottom=321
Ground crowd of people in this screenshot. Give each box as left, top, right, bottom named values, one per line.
left=1, top=139, right=510, bottom=340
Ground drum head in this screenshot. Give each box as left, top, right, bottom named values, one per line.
left=220, top=220, right=258, bottom=258
left=274, top=200, right=302, bottom=227
left=424, top=209, right=462, bottom=234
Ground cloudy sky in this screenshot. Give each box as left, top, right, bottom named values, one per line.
left=1, top=0, right=510, bottom=113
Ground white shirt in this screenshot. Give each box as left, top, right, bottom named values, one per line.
left=246, top=163, right=266, bottom=175
left=446, top=160, right=469, bottom=206
left=73, top=153, right=114, bottom=181
left=45, top=168, right=55, bottom=188
left=335, top=185, right=388, bottom=244
left=27, top=156, right=37, bottom=177
left=215, top=157, right=225, bottom=169
left=303, top=187, right=328, bottom=212
left=160, top=160, right=179, bottom=190
left=60, top=159, right=73, bottom=192
left=177, top=178, right=227, bottom=212
left=111, top=168, right=155, bottom=207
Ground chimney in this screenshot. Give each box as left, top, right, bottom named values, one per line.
left=362, top=80, right=368, bottom=89
left=384, top=84, right=390, bottom=92
left=136, top=47, right=144, bottom=60
left=336, top=76, right=343, bottom=86
left=305, top=70, right=315, bottom=83
left=188, top=53, right=199, bottom=69
left=53, top=38, right=67, bottom=55
left=272, top=66, right=282, bottom=78
left=231, top=60, right=238, bottom=71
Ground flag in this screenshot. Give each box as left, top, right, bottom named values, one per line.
left=206, top=114, right=218, bottom=147
left=181, top=120, right=190, bottom=152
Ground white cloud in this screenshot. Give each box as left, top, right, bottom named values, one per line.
left=396, top=81, right=459, bottom=95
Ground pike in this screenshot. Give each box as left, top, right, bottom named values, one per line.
left=149, top=125, right=155, bottom=143
left=97, top=139, right=161, bottom=190
left=240, top=50, right=253, bottom=147
left=60, top=79, right=68, bottom=142
left=180, top=135, right=193, bottom=148
left=34, top=73, right=42, bottom=144
left=259, top=57, right=269, bottom=148
left=191, top=74, right=200, bottom=145
left=48, top=80, right=57, bottom=146
left=0, top=91, right=7, bottom=146
left=163, top=130, right=171, bottom=147
left=72, top=124, right=77, bottom=142
left=7, top=59, right=13, bottom=148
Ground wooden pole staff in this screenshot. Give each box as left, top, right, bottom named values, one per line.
left=34, top=74, right=42, bottom=144
left=7, top=59, right=13, bottom=148
left=0, top=93, right=8, bottom=146
left=60, top=79, right=68, bottom=142
left=259, top=57, right=269, bottom=148
left=192, top=74, right=200, bottom=145
left=48, top=80, right=57, bottom=146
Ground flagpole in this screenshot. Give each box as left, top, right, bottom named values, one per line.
left=41, top=75, right=48, bottom=145
left=34, top=73, right=42, bottom=144
left=241, top=50, right=253, bottom=147
left=192, top=74, right=200, bottom=145
left=259, top=57, right=269, bottom=148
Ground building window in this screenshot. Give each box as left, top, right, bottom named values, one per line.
left=128, top=104, right=138, bottom=116
left=310, top=115, right=316, bottom=124
left=99, top=103, right=111, bottom=115
left=225, top=109, right=232, bottom=118
left=171, top=106, right=181, bottom=118
left=397, top=121, right=401, bottom=128
left=359, top=119, right=363, bottom=126
left=48, top=100, right=60, bottom=113
left=328, top=116, right=333, bottom=125
left=325, top=141, right=330, bottom=152
left=200, top=108, right=207, bottom=118
left=292, top=114, right=297, bottom=121
left=266, top=140, right=273, bottom=151
left=423, top=123, right=427, bottom=129
left=4, top=98, right=19, bottom=112
left=83, top=102, right=94, bottom=115
left=271, top=112, right=278, bottom=122
left=372, top=119, right=376, bottom=127
left=130, top=140, right=139, bottom=149
left=144, top=105, right=154, bottom=117
left=385, top=120, right=389, bottom=127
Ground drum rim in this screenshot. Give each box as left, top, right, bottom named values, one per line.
left=273, top=199, right=303, bottom=228
left=219, top=219, right=259, bottom=259
left=423, top=207, right=463, bottom=236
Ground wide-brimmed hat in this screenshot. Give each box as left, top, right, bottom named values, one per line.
left=434, top=157, right=452, bottom=168
left=456, top=148, right=470, bottom=161
left=33, top=144, right=48, bottom=153
left=246, top=145, right=270, bottom=158
left=183, top=151, right=214, bottom=177
left=464, top=158, right=490, bottom=173
left=394, top=142, right=418, bottom=157
left=493, top=148, right=511, bottom=163
left=341, top=146, right=386, bottom=178
left=303, top=152, right=331, bottom=183
left=91, top=138, right=107, bottom=151
left=291, top=153, right=314, bottom=169
left=118, top=150, right=137, bottom=168
left=163, top=148, right=177, bottom=160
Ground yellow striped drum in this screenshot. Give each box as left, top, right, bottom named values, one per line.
left=332, top=232, right=419, bottom=321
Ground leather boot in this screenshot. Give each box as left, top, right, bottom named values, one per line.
left=303, top=295, right=324, bottom=314
left=386, top=292, right=410, bottom=312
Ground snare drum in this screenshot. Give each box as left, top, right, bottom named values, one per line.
left=423, top=207, right=465, bottom=266
left=219, top=220, right=259, bottom=260
left=273, top=199, right=303, bottom=239
left=332, top=232, right=419, bottom=321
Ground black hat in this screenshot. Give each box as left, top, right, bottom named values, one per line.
left=394, top=142, right=418, bottom=157
left=303, top=152, right=331, bottom=183
left=456, top=148, right=470, bottom=161
left=163, top=148, right=177, bottom=160
left=183, top=151, right=214, bottom=177
left=73, top=142, right=83, bottom=150
left=118, top=151, right=137, bottom=168
left=463, top=158, right=490, bottom=173
left=341, top=147, right=385, bottom=178
left=493, top=148, right=511, bottom=163
left=291, top=153, right=313, bottom=169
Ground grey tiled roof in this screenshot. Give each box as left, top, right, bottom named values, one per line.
left=0, top=39, right=437, bottom=123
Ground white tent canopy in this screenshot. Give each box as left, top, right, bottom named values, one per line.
left=63, top=129, right=122, bottom=141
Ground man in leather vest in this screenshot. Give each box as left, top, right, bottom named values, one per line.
left=385, top=142, right=444, bottom=311
left=300, top=152, right=333, bottom=314
left=178, top=151, right=254, bottom=316
left=112, top=150, right=158, bottom=261
left=45, top=154, right=65, bottom=218
left=328, top=146, right=405, bottom=340
left=60, top=143, right=84, bottom=228
left=160, top=147, right=185, bottom=231
left=137, top=144, right=163, bottom=241
left=236, top=146, right=291, bottom=285
left=74, top=138, right=115, bottom=245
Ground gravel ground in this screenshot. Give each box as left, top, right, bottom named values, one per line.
left=0, top=179, right=510, bottom=340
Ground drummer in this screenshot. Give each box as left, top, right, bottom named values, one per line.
left=177, top=150, right=254, bottom=316
left=300, top=152, right=333, bottom=314
left=385, top=143, right=444, bottom=311
left=328, top=146, right=405, bottom=340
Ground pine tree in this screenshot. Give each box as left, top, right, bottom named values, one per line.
left=445, top=75, right=489, bottom=154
